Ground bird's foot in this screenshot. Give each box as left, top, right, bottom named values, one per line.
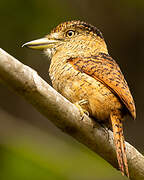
left=74, top=99, right=89, bottom=120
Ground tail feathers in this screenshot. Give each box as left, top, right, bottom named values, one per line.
left=110, top=110, right=129, bottom=178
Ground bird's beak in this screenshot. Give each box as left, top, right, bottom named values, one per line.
left=22, top=38, right=59, bottom=50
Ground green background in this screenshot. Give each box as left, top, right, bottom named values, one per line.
left=0, top=0, right=143, bottom=180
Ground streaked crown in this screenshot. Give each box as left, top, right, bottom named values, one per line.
left=51, top=20, right=103, bottom=39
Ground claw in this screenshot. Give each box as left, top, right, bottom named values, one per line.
left=74, top=99, right=89, bottom=120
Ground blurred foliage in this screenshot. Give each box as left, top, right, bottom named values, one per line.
left=0, top=0, right=143, bottom=180
left=0, top=146, right=66, bottom=180
left=0, top=120, right=128, bottom=180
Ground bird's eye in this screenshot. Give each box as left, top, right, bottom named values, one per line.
left=66, top=30, right=75, bottom=37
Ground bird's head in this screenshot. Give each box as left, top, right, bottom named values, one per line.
left=22, top=20, right=108, bottom=59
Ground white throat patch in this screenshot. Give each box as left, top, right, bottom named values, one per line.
left=44, top=48, right=56, bottom=60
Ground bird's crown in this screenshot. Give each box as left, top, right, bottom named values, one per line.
left=51, top=20, right=103, bottom=39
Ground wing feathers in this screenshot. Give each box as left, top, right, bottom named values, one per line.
left=68, top=53, right=136, bottom=119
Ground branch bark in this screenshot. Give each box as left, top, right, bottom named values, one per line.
left=0, top=48, right=143, bottom=180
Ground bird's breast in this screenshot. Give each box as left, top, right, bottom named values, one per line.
left=49, top=59, right=122, bottom=121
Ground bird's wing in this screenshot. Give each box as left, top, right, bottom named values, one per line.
left=67, top=53, right=136, bottom=119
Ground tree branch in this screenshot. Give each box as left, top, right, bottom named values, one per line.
left=0, top=48, right=143, bottom=180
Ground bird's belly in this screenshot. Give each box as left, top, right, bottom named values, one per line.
left=50, top=63, right=122, bottom=121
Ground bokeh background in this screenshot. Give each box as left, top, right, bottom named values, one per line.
left=0, top=0, right=143, bottom=180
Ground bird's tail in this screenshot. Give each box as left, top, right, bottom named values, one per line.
left=110, top=110, right=129, bottom=178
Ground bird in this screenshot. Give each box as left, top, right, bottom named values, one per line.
left=22, top=20, right=136, bottom=178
